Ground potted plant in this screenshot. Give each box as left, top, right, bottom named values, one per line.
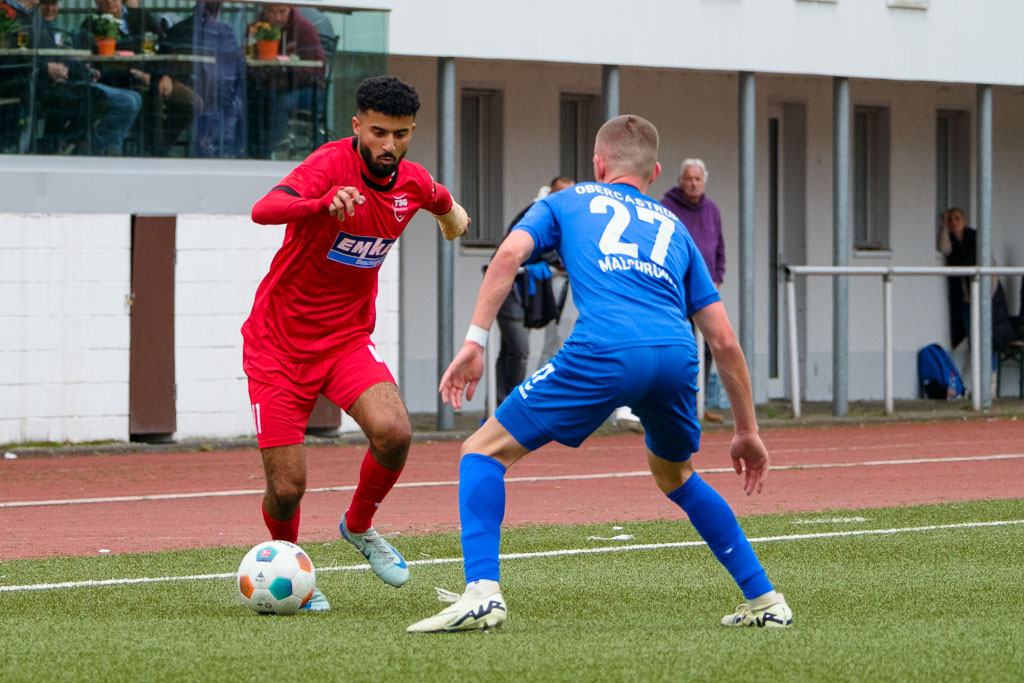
left=250, top=21, right=280, bottom=61
left=0, top=2, right=21, bottom=49
left=90, top=12, right=120, bottom=55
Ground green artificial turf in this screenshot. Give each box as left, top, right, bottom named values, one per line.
left=1, top=499, right=1022, bottom=682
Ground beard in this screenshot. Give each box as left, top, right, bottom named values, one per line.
left=359, top=141, right=403, bottom=178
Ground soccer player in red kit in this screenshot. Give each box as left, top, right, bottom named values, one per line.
left=243, top=76, right=469, bottom=611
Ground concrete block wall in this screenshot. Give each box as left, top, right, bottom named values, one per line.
left=1, top=212, right=403, bottom=445
left=0, top=214, right=132, bottom=445
left=173, top=215, right=283, bottom=440
left=174, top=215, right=400, bottom=439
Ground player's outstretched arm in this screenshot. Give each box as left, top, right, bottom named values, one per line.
left=251, top=185, right=364, bottom=224
left=435, top=200, right=470, bottom=241
left=693, top=301, right=769, bottom=494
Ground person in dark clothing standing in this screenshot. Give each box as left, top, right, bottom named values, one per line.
left=162, top=1, right=245, bottom=157
left=493, top=176, right=574, bottom=404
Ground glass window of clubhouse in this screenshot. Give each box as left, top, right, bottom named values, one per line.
left=0, top=1, right=386, bottom=159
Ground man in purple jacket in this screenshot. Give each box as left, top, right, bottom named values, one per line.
left=661, top=158, right=726, bottom=422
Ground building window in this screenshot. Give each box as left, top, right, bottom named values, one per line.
left=936, top=110, right=971, bottom=220
left=560, top=94, right=599, bottom=182
left=853, top=106, right=890, bottom=251
left=460, top=89, right=504, bottom=247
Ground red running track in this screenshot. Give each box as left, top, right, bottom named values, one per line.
left=1, top=420, right=1022, bottom=560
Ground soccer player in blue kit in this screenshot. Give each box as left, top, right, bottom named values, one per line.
left=407, top=114, right=793, bottom=633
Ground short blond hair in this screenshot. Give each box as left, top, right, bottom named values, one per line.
left=594, top=115, right=659, bottom=179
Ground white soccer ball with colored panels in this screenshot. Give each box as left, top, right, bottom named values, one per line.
left=237, top=540, right=316, bottom=615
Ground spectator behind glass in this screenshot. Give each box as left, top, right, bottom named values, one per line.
left=77, top=0, right=159, bottom=55
left=21, top=0, right=141, bottom=155
left=246, top=3, right=325, bottom=158
left=1, top=0, right=37, bottom=151
left=162, top=1, right=245, bottom=157
left=38, top=0, right=71, bottom=45
left=77, top=0, right=195, bottom=155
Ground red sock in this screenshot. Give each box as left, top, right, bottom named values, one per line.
left=345, top=450, right=403, bottom=533
left=262, top=504, right=300, bottom=543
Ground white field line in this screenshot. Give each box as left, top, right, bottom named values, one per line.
left=1, top=519, right=1021, bottom=593
left=2, top=453, right=1022, bottom=510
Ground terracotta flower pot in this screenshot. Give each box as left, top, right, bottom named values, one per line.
left=256, top=39, right=279, bottom=61
left=94, top=37, right=116, bottom=56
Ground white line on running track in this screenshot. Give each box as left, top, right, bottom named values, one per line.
left=1, top=519, right=1021, bottom=593
left=2, top=453, right=1022, bottom=510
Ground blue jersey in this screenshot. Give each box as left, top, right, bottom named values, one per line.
left=513, top=181, right=720, bottom=354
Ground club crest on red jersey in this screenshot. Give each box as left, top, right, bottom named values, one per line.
left=393, top=194, right=409, bottom=222
left=328, top=231, right=396, bottom=268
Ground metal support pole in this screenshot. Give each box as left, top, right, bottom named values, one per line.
left=970, top=277, right=981, bottom=411
left=602, top=65, right=619, bottom=120
left=786, top=271, right=801, bottom=418
left=883, top=273, right=893, bottom=415
left=695, top=327, right=706, bottom=420
left=435, top=57, right=455, bottom=430
left=832, top=77, right=850, bottom=416
left=738, top=71, right=756, bottom=390
left=485, top=321, right=498, bottom=418
left=976, top=84, right=993, bottom=408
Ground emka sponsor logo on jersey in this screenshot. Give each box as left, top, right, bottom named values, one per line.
left=328, top=231, right=396, bottom=268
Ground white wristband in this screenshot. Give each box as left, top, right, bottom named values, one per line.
left=465, top=324, right=489, bottom=349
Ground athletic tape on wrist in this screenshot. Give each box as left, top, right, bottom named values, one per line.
left=465, top=324, right=489, bottom=349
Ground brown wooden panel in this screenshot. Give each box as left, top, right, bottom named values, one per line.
left=129, top=216, right=176, bottom=438
left=306, top=394, right=342, bottom=434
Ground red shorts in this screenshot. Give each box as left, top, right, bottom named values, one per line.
left=243, top=337, right=395, bottom=448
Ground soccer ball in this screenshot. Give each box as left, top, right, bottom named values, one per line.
left=236, top=540, right=316, bottom=615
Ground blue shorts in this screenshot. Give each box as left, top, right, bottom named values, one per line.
left=495, top=344, right=701, bottom=462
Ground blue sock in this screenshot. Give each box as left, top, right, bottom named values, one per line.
left=459, top=453, right=507, bottom=583
left=668, top=473, right=773, bottom=599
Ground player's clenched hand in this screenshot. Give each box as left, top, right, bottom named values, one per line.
left=729, top=431, right=770, bottom=496
left=438, top=342, right=485, bottom=410
left=326, top=186, right=365, bottom=221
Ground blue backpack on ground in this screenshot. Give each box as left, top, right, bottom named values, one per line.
left=918, top=343, right=964, bottom=399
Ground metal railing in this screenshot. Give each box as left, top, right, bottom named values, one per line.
left=784, top=265, right=1024, bottom=417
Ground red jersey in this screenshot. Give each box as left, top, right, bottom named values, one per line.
left=243, top=137, right=453, bottom=361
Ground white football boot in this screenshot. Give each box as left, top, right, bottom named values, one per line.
left=720, top=593, right=793, bottom=628
left=407, top=584, right=507, bottom=633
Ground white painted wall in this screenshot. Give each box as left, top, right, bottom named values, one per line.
left=0, top=210, right=403, bottom=445
left=0, top=214, right=132, bottom=444
left=174, top=215, right=283, bottom=440
left=326, top=0, right=1024, bottom=87
left=173, top=214, right=401, bottom=440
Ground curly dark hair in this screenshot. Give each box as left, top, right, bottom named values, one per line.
left=355, top=76, right=421, bottom=118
